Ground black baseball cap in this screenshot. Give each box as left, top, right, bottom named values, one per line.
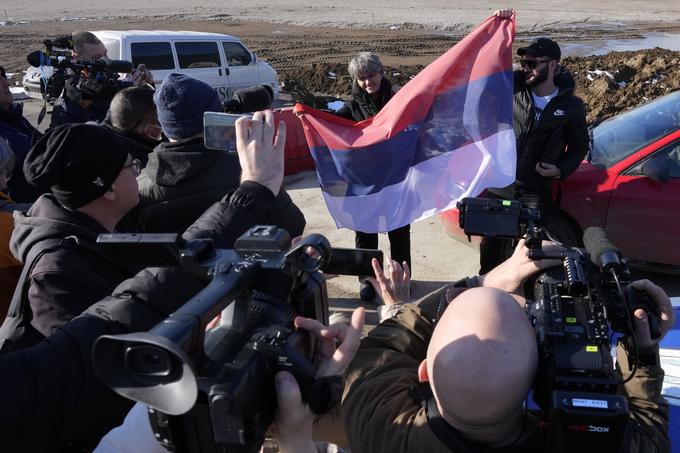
left=517, top=37, right=561, bottom=61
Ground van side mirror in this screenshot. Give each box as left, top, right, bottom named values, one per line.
left=252, top=53, right=257, bottom=63
left=641, top=157, right=670, bottom=183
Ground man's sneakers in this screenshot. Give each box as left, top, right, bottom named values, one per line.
left=359, top=281, right=376, bottom=302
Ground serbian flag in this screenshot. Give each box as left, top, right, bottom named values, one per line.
left=295, top=15, right=516, bottom=233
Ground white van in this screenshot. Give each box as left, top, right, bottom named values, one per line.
left=23, top=30, right=279, bottom=102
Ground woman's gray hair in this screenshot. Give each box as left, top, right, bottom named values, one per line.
left=0, top=137, right=16, bottom=178
left=348, top=52, right=385, bottom=81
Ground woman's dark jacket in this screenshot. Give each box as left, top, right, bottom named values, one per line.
left=336, top=77, right=393, bottom=122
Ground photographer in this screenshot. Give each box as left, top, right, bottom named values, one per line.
left=50, top=31, right=154, bottom=128
left=0, top=110, right=301, bottom=451
left=339, top=240, right=673, bottom=453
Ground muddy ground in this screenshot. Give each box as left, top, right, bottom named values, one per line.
left=2, top=18, right=680, bottom=123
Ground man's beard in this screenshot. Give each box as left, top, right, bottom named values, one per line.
left=524, top=65, right=549, bottom=87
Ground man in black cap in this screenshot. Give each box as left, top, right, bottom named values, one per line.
left=479, top=10, right=589, bottom=273
left=0, top=123, right=142, bottom=351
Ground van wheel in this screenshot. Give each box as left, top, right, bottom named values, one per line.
left=543, top=212, right=582, bottom=247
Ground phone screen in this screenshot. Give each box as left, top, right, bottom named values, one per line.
left=203, top=112, right=251, bottom=152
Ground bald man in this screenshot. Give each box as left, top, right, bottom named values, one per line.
left=340, top=252, right=672, bottom=452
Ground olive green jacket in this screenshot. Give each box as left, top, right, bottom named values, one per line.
left=342, top=286, right=671, bottom=453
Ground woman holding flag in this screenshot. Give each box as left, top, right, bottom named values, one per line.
left=336, top=52, right=411, bottom=302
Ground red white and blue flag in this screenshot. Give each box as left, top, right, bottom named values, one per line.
left=295, top=15, right=516, bottom=233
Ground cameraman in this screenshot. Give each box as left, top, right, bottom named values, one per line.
left=0, top=110, right=301, bottom=451
left=50, top=31, right=154, bottom=128
left=339, top=241, right=673, bottom=453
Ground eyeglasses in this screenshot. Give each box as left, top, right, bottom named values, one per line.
left=122, top=158, right=142, bottom=177
left=519, top=59, right=552, bottom=69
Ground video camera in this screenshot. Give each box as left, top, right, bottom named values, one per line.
left=457, top=197, right=661, bottom=453
left=26, top=35, right=133, bottom=103
left=92, top=225, right=381, bottom=453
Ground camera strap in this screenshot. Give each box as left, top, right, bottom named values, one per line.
left=409, top=383, right=481, bottom=453
left=409, top=383, right=539, bottom=453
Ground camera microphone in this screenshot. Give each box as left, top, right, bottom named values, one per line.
left=224, top=86, right=273, bottom=113
left=583, top=226, right=622, bottom=271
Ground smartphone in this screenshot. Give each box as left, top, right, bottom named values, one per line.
left=322, top=248, right=383, bottom=277
left=203, top=112, right=252, bottom=152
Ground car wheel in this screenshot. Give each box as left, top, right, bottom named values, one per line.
left=543, top=212, right=582, bottom=247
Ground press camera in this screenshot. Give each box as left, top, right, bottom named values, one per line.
left=457, top=197, right=661, bottom=453
left=26, top=35, right=133, bottom=103
left=92, top=225, right=381, bottom=453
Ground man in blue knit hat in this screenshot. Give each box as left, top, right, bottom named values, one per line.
left=137, top=73, right=306, bottom=236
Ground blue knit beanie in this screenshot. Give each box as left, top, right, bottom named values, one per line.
left=154, top=73, right=222, bottom=140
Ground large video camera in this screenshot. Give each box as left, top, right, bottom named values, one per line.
left=91, top=225, right=381, bottom=453
left=457, top=197, right=661, bottom=453
left=26, top=35, right=133, bottom=103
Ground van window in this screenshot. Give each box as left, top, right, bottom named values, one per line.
left=222, top=42, right=252, bottom=66
left=176, top=42, right=221, bottom=69
left=130, top=42, right=174, bottom=70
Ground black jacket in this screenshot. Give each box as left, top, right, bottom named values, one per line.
left=0, top=181, right=280, bottom=452
left=336, top=77, right=393, bottom=122
left=496, top=68, right=589, bottom=197
left=0, top=103, right=43, bottom=202
left=138, top=137, right=306, bottom=237
left=0, top=194, right=133, bottom=350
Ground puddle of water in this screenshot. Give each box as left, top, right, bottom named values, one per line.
left=562, top=32, right=680, bottom=57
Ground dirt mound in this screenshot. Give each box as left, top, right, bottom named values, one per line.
left=280, top=48, right=680, bottom=121
left=563, top=48, right=680, bottom=122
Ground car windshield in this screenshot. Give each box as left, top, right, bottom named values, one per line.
left=591, top=90, right=680, bottom=168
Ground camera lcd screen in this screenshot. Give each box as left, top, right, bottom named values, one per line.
left=323, top=248, right=383, bottom=277
left=203, top=112, right=252, bottom=152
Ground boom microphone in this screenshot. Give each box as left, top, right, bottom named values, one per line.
left=583, top=226, right=622, bottom=270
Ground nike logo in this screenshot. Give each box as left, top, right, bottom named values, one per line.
left=554, top=109, right=565, bottom=116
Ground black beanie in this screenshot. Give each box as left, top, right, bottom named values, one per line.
left=24, top=123, right=130, bottom=209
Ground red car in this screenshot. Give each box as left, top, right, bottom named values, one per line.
left=441, top=89, right=680, bottom=271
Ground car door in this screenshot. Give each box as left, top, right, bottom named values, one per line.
left=604, top=136, right=680, bottom=265
left=129, top=41, right=176, bottom=85
left=220, top=41, right=258, bottom=97
left=174, top=41, right=229, bottom=100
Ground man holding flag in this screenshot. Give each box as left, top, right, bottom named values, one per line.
left=480, top=10, right=590, bottom=273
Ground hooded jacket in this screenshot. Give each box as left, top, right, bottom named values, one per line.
left=137, top=137, right=306, bottom=237
left=0, top=194, right=132, bottom=350
left=495, top=68, right=589, bottom=197
left=0, top=180, right=282, bottom=452
left=0, top=103, right=43, bottom=202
